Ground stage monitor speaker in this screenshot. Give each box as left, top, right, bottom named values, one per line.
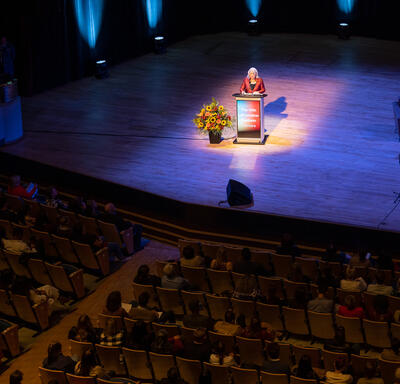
left=226, top=179, right=252, bottom=206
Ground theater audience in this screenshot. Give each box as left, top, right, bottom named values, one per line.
left=323, top=241, right=345, bottom=263
left=262, top=342, right=291, bottom=374
left=42, top=342, right=74, bottom=373
left=161, top=263, right=190, bottom=290
left=102, top=291, right=129, bottom=317
left=349, top=249, right=370, bottom=268
left=368, top=295, right=392, bottom=322
left=129, top=292, right=159, bottom=321
left=367, top=270, right=393, bottom=296
left=337, top=295, right=364, bottom=318
left=209, top=340, right=235, bottom=366
left=126, top=320, right=154, bottom=350
left=134, top=264, right=161, bottom=286
left=356, top=362, right=383, bottom=384
left=381, top=338, right=400, bottom=361
left=214, top=308, right=241, bottom=336
left=276, top=233, right=301, bottom=259
left=340, top=266, right=367, bottom=291
left=210, top=246, right=232, bottom=271
left=100, top=318, right=124, bottom=346
left=324, top=357, right=353, bottom=383
left=151, top=329, right=183, bottom=355
left=183, top=328, right=211, bottom=361
left=9, top=370, right=23, bottom=384
left=180, top=245, right=204, bottom=267
left=74, top=348, right=108, bottom=379
left=76, top=314, right=100, bottom=343
left=307, top=284, right=333, bottom=313
left=292, top=355, right=319, bottom=380
left=7, top=175, right=38, bottom=199
left=233, top=247, right=265, bottom=276
left=242, top=316, right=275, bottom=341
left=45, top=186, right=67, bottom=209
left=183, top=300, right=213, bottom=330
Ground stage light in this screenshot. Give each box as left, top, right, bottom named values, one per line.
left=74, top=0, right=105, bottom=49
left=145, top=0, right=163, bottom=30
left=246, top=0, right=262, bottom=18
left=154, top=36, right=166, bottom=54
left=337, top=0, right=355, bottom=14
left=248, top=19, right=260, bottom=36
left=337, top=23, right=351, bottom=40
left=95, top=60, right=109, bottom=79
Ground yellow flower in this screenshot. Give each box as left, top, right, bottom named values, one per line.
left=218, top=105, right=224, bottom=110
left=221, top=120, right=226, bottom=126
left=210, top=117, right=216, bottom=123
left=201, top=108, right=205, bottom=114
left=206, top=106, right=212, bottom=111
left=199, top=122, right=204, bottom=127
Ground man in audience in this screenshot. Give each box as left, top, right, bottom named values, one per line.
left=262, top=342, right=291, bottom=374
left=307, top=284, right=333, bottom=313
left=214, top=308, right=241, bottom=335
left=367, top=270, right=393, bottom=296
left=161, top=263, right=190, bottom=290
left=233, top=248, right=265, bottom=275
left=180, top=245, right=204, bottom=267
left=42, top=341, right=75, bottom=373
left=183, top=300, right=214, bottom=330
left=183, top=328, right=211, bottom=361
left=134, top=264, right=161, bottom=286
left=9, top=370, right=23, bottom=384
left=130, top=292, right=159, bottom=321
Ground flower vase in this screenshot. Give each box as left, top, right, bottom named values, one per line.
left=209, top=130, right=222, bottom=144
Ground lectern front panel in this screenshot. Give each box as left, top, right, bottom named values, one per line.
left=237, top=99, right=261, bottom=139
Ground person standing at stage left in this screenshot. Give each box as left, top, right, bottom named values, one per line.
left=0, top=36, right=16, bottom=78
left=240, top=67, right=265, bottom=95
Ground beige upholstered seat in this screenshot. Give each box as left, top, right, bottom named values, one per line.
left=52, top=235, right=80, bottom=264
left=203, top=362, right=231, bottom=384
left=368, top=268, right=393, bottom=285
left=23, top=198, right=42, bottom=218
left=264, top=340, right=291, bottom=367
left=206, top=294, right=231, bottom=320
left=78, top=214, right=99, bottom=236
left=350, top=354, right=378, bottom=380
left=256, top=303, right=284, bottom=331
left=295, top=257, right=318, bottom=282
left=176, top=356, right=202, bottom=384
left=230, top=366, right=259, bottom=384
left=206, top=269, right=233, bottom=295
left=40, top=204, right=58, bottom=226
left=156, top=287, right=184, bottom=315
left=30, top=228, right=58, bottom=258
left=95, top=344, right=126, bottom=375
left=11, top=222, right=31, bottom=243
left=321, top=349, right=348, bottom=371
left=208, top=331, right=235, bottom=354
left=58, top=209, right=78, bottom=225
left=282, top=307, right=309, bottom=337
left=45, top=262, right=85, bottom=298
left=149, top=352, right=176, bottom=381
left=308, top=311, right=335, bottom=341
left=132, top=282, right=159, bottom=309
left=11, top=293, right=49, bottom=330
left=335, top=314, right=364, bottom=344
left=98, top=220, right=134, bottom=255
left=3, top=249, right=32, bottom=278
left=258, top=276, right=285, bottom=300
left=72, top=241, right=109, bottom=275
left=0, top=322, right=20, bottom=357
left=122, top=347, right=153, bottom=380
left=180, top=326, right=196, bottom=344
left=283, top=280, right=309, bottom=302
left=292, top=345, right=321, bottom=368
left=388, top=295, right=400, bottom=314
left=200, top=242, right=222, bottom=260
left=0, top=289, right=17, bottom=317
left=97, top=313, right=124, bottom=331
left=0, top=219, right=12, bottom=238
left=231, top=298, right=256, bottom=326
left=181, top=290, right=209, bottom=316
left=65, top=373, right=96, bottom=384
left=152, top=322, right=180, bottom=338
left=39, top=367, right=67, bottom=384
left=223, top=246, right=243, bottom=264
left=363, top=319, right=391, bottom=349
left=318, top=261, right=342, bottom=279
left=378, top=358, right=400, bottom=384
left=336, top=288, right=363, bottom=307
left=236, top=336, right=265, bottom=367
left=27, top=258, right=53, bottom=286
left=181, top=266, right=210, bottom=292
left=290, top=377, right=318, bottom=384
left=260, top=371, right=289, bottom=384
left=156, top=260, right=179, bottom=278
left=251, top=250, right=273, bottom=271
left=271, top=254, right=292, bottom=278
left=69, top=339, right=93, bottom=360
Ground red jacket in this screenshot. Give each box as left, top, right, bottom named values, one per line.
left=7, top=185, right=37, bottom=199
left=240, top=77, right=265, bottom=94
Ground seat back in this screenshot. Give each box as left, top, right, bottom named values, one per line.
left=0, top=249, right=9, bottom=271
left=28, top=258, right=53, bottom=286
left=336, top=288, right=363, bottom=307
left=231, top=298, right=256, bottom=326
left=132, top=282, right=159, bottom=308
left=350, top=354, right=378, bottom=381
left=272, top=254, right=292, bottom=278
left=200, top=243, right=222, bottom=260
left=264, top=340, right=291, bottom=367
left=45, top=262, right=74, bottom=293
left=69, top=339, right=93, bottom=360
left=176, top=356, right=202, bottom=384
left=40, top=204, right=58, bottom=226
left=230, top=366, right=259, bottom=384
left=11, top=223, right=31, bottom=243
left=0, top=219, right=12, bottom=238
left=3, top=249, right=32, bottom=278
left=149, top=352, right=176, bottom=381
left=236, top=336, right=265, bottom=367
left=78, top=215, right=99, bottom=236
left=30, top=228, right=58, bottom=258
left=308, top=311, right=335, bottom=340
left=156, top=287, right=184, bottom=315
left=392, top=322, right=400, bottom=340
left=205, top=294, right=231, bottom=321
left=178, top=239, right=202, bottom=258
left=208, top=331, right=235, bottom=354
left=368, top=268, right=393, bottom=285
left=258, top=276, right=285, bottom=300
left=295, top=257, right=318, bottom=282
left=388, top=295, right=400, bottom=314
left=292, top=345, right=321, bottom=368
left=65, top=373, right=96, bottom=384
left=122, top=347, right=153, bottom=380
left=282, top=307, right=309, bottom=336
left=0, top=289, right=17, bottom=317
left=98, top=313, right=124, bottom=332
left=251, top=251, right=273, bottom=271
left=290, top=377, right=318, bottom=384
left=260, top=371, right=289, bottom=384
left=321, top=349, right=348, bottom=371
left=156, top=260, right=178, bottom=278
left=52, top=235, right=80, bottom=264
left=363, top=291, right=376, bottom=313
left=181, top=290, right=209, bottom=316
left=72, top=241, right=99, bottom=270
left=97, top=220, right=123, bottom=246
left=121, top=227, right=134, bottom=255
left=11, top=293, right=40, bottom=325
left=283, top=280, right=309, bottom=301
left=256, top=303, right=284, bottom=331
left=379, top=358, right=400, bottom=384
left=152, top=323, right=180, bottom=338
left=38, top=367, right=67, bottom=384
left=180, top=326, right=196, bottom=344
left=95, top=344, right=126, bottom=375
left=181, top=266, right=210, bottom=292
left=206, top=269, right=233, bottom=295
left=335, top=314, right=364, bottom=344
left=203, top=362, right=231, bottom=384
left=58, top=209, right=78, bottom=225
left=223, top=246, right=243, bottom=264
left=363, top=319, right=391, bottom=349
left=0, top=323, right=20, bottom=357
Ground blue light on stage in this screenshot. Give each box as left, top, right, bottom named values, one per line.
left=246, top=0, right=262, bottom=18
left=74, top=0, right=105, bottom=49
left=145, top=0, right=163, bottom=30
left=337, top=0, right=355, bottom=14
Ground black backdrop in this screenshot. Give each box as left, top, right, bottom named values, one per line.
left=1, top=0, right=399, bottom=95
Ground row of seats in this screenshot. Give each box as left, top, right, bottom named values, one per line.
left=0, top=321, right=20, bottom=358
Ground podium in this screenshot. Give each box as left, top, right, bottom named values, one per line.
left=232, top=93, right=267, bottom=144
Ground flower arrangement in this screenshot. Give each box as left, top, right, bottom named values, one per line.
left=193, top=97, right=233, bottom=135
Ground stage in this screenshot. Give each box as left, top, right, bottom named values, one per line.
left=2, top=32, right=400, bottom=232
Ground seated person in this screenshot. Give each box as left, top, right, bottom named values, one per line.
left=323, top=241, right=345, bottom=263
left=233, top=248, right=266, bottom=276
left=232, top=274, right=260, bottom=300
left=100, top=318, right=124, bottom=346
left=129, top=292, right=159, bottom=321
left=337, top=295, right=364, bottom=318
left=183, top=300, right=213, bottom=330
left=368, top=294, right=392, bottom=322
left=381, top=338, right=400, bottom=361
left=307, top=284, right=333, bottom=313
left=45, top=186, right=67, bottom=209
left=210, top=247, right=232, bottom=271
left=161, top=367, right=188, bottom=384
left=291, top=355, right=319, bottom=380
left=340, top=266, right=367, bottom=291
left=180, top=245, right=204, bottom=267
left=262, top=342, right=291, bottom=374
left=161, top=263, right=190, bottom=290
left=74, top=348, right=109, bottom=379
left=183, top=328, right=211, bottom=361
left=276, top=233, right=301, bottom=259
left=42, top=342, right=75, bottom=373
left=102, top=290, right=129, bottom=317
left=134, top=264, right=161, bottom=286
left=157, top=310, right=177, bottom=324
left=7, top=175, right=38, bottom=199
left=367, top=270, right=393, bottom=296
left=126, top=320, right=154, bottom=350
left=151, top=329, right=183, bottom=355
left=209, top=340, right=235, bottom=366
left=214, top=308, right=241, bottom=335
left=76, top=314, right=101, bottom=343
left=356, top=361, right=383, bottom=384
left=324, top=357, right=353, bottom=383
left=242, top=317, right=275, bottom=341
left=9, top=370, right=23, bottom=384
left=349, top=249, right=370, bottom=268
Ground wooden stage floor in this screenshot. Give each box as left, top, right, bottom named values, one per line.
left=3, top=32, right=400, bottom=231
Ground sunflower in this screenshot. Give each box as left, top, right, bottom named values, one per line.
left=210, top=117, right=216, bottom=123
left=199, top=122, right=204, bottom=127
left=206, top=106, right=212, bottom=111
left=221, top=120, right=226, bottom=126
left=218, top=105, right=224, bottom=110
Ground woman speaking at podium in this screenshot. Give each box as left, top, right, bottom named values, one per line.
left=240, top=67, right=265, bottom=95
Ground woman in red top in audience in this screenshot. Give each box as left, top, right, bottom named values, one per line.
left=7, top=175, right=37, bottom=199
left=240, top=67, right=265, bottom=95
left=337, top=295, right=364, bottom=318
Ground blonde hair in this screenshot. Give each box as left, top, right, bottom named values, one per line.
left=247, top=67, right=259, bottom=79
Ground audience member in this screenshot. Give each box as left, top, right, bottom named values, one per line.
left=134, top=264, right=161, bottom=286
left=76, top=314, right=100, bottom=343
left=367, top=270, right=393, bottom=296
left=209, top=340, right=235, bottom=366
left=340, top=266, right=367, bottom=291
left=161, top=263, right=190, bottom=290
left=368, top=294, right=392, bottom=322
left=292, top=355, right=319, bottom=380
left=276, top=233, right=301, bottom=259
left=262, top=342, right=291, bottom=374
left=381, top=338, right=400, bottom=361
left=214, top=309, right=241, bottom=335
left=232, top=274, right=260, bottom=300
left=129, top=292, right=159, bottom=321
left=45, top=186, right=67, bottom=209
left=325, top=357, right=353, bottom=383
left=349, top=249, right=370, bottom=268
left=183, top=300, right=214, bottom=330
left=151, top=329, right=183, bottom=355
left=180, top=245, right=204, bottom=267
left=233, top=248, right=265, bottom=276
left=1, top=227, right=31, bottom=254
left=102, top=291, right=129, bottom=317
left=100, top=318, right=124, bottom=346
left=9, top=370, right=23, bottom=384
left=127, top=320, right=154, bottom=350
left=183, top=328, right=211, bottom=361
left=337, top=295, right=364, bottom=318
left=323, top=241, right=345, bottom=263
left=7, top=175, right=38, bottom=199
left=307, top=284, right=333, bottom=313
left=356, top=361, right=383, bottom=384
left=160, top=367, right=188, bottom=384
left=42, top=342, right=74, bottom=373
left=74, top=348, right=108, bottom=379
left=242, top=316, right=275, bottom=341
left=210, top=246, right=232, bottom=271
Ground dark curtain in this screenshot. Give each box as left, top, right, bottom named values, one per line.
left=1, top=0, right=399, bottom=96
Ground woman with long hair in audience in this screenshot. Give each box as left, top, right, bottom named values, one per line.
left=102, top=290, right=129, bottom=317
left=242, top=316, right=275, bottom=341
left=100, top=318, right=124, bottom=346
left=340, top=266, right=367, bottom=291
left=134, top=264, right=161, bottom=286
left=292, top=355, right=319, bottom=380
left=76, top=314, right=100, bottom=343
left=209, top=340, right=235, bottom=366
left=151, top=329, right=183, bottom=355
left=74, top=348, right=109, bottom=379
left=210, top=247, right=232, bottom=271
left=42, top=341, right=75, bottom=373
left=337, top=295, right=365, bottom=319
left=324, top=357, right=353, bottom=383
